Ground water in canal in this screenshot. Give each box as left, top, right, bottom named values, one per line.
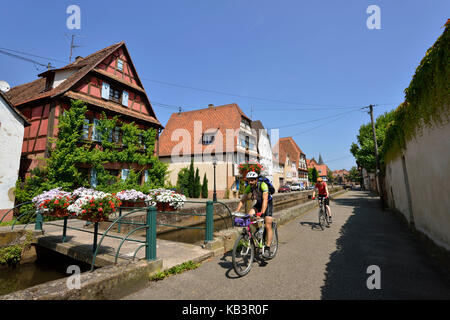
left=0, top=245, right=91, bottom=296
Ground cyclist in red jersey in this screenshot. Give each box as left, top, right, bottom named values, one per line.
left=312, top=177, right=332, bottom=222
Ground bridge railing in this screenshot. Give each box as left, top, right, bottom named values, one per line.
left=1, top=199, right=234, bottom=271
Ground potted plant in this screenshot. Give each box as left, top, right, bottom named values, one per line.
left=32, top=188, right=74, bottom=217
left=68, top=188, right=121, bottom=222
left=116, top=189, right=150, bottom=208
left=238, top=162, right=263, bottom=178
left=148, top=189, right=186, bottom=211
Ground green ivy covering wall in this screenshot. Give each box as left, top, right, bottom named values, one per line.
left=383, top=22, right=450, bottom=163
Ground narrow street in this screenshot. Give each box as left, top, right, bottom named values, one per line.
left=124, top=190, right=450, bottom=300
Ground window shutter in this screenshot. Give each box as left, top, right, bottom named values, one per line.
left=90, top=168, right=98, bottom=188
left=121, top=169, right=129, bottom=181
left=101, top=82, right=110, bottom=100
left=122, top=91, right=129, bottom=106
left=92, top=119, right=101, bottom=141
left=82, top=118, right=90, bottom=139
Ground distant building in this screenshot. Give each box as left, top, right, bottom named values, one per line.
left=158, top=103, right=259, bottom=199
left=332, top=169, right=350, bottom=184
left=0, top=91, right=30, bottom=221
left=307, top=158, right=328, bottom=182
left=273, top=137, right=308, bottom=188
left=251, top=120, right=274, bottom=182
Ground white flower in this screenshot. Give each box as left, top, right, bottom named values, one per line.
left=147, top=189, right=186, bottom=209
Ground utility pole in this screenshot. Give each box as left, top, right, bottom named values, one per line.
left=367, top=104, right=385, bottom=210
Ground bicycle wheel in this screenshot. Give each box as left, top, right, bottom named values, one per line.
left=267, top=222, right=279, bottom=260
left=318, top=209, right=326, bottom=230
left=232, top=233, right=255, bottom=277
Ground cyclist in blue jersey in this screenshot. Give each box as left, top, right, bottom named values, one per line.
left=236, top=171, right=274, bottom=259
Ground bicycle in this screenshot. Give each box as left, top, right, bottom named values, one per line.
left=314, top=195, right=331, bottom=230
left=231, top=212, right=278, bottom=277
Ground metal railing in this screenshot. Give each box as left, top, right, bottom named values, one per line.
left=1, top=199, right=233, bottom=271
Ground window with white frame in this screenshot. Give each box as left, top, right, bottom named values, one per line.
left=117, top=59, right=124, bottom=71
left=202, top=133, right=215, bottom=145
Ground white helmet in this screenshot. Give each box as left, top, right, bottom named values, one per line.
left=246, top=171, right=258, bottom=179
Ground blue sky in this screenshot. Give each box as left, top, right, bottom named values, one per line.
left=1, top=0, right=448, bottom=170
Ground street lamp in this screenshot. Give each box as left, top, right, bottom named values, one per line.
left=212, top=156, right=217, bottom=202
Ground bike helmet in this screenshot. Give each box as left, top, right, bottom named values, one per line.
left=246, top=171, right=258, bottom=179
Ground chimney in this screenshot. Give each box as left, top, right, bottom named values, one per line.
left=208, top=104, right=214, bottom=108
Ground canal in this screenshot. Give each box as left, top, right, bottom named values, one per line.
left=0, top=245, right=91, bottom=296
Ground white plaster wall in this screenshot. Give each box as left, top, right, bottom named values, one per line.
left=0, top=95, right=25, bottom=210
left=385, top=120, right=450, bottom=250
left=53, top=69, right=77, bottom=88
left=257, top=130, right=274, bottom=181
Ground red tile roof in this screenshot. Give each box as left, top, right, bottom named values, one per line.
left=6, top=42, right=124, bottom=107
left=159, top=103, right=251, bottom=157
left=274, top=137, right=304, bottom=165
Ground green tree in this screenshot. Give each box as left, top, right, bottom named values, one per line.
left=350, top=111, right=395, bottom=174
left=347, top=166, right=361, bottom=183
left=194, top=168, right=201, bottom=198
left=311, top=167, right=319, bottom=183
left=188, top=159, right=195, bottom=198
left=327, top=170, right=334, bottom=184
left=201, top=173, right=208, bottom=198
left=177, top=168, right=190, bottom=196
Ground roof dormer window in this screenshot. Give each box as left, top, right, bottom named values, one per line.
left=202, top=134, right=215, bottom=145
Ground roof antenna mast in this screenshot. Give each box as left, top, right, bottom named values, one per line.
left=69, top=34, right=82, bottom=63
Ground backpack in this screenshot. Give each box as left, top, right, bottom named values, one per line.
left=258, top=177, right=275, bottom=200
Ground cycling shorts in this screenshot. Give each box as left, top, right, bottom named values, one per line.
left=253, top=200, right=273, bottom=217
left=318, top=195, right=329, bottom=206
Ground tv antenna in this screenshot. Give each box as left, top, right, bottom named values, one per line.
left=67, top=34, right=84, bottom=63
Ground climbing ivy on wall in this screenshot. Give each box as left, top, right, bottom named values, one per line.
left=383, top=21, right=450, bottom=163
left=14, top=99, right=168, bottom=213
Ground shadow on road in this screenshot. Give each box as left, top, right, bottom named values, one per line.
left=300, top=221, right=323, bottom=231
left=320, top=191, right=450, bottom=300
left=217, top=250, right=269, bottom=279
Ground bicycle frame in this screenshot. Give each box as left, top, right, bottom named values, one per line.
left=243, top=217, right=266, bottom=249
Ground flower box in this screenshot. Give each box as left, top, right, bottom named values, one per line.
left=156, top=202, right=176, bottom=212
left=238, top=162, right=263, bottom=178
left=77, top=210, right=110, bottom=223
left=116, top=190, right=150, bottom=208
left=68, top=188, right=121, bottom=222
left=148, top=189, right=186, bottom=211
left=33, top=188, right=74, bottom=218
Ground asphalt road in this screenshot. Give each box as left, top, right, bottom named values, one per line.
left=123, top=190, right=450, bottom=300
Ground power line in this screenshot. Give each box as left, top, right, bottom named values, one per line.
left=0, top=45, right=401, bottom=115
left=290, top=112, right=353, bottom=137
left=0, top=49, right=52, bottom=69
left=0, top=47, right=66, bottom=64
left=270, top=108, right=361, bottom=130
left=141, top=77, right=383, bottom=109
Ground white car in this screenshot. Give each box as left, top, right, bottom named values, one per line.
left=290, top=183, right=301, bottom=191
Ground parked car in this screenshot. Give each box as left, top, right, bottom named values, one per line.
left=278, top=185, right=291, bottom=193
left=290, top=183, right=301, bottom=191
